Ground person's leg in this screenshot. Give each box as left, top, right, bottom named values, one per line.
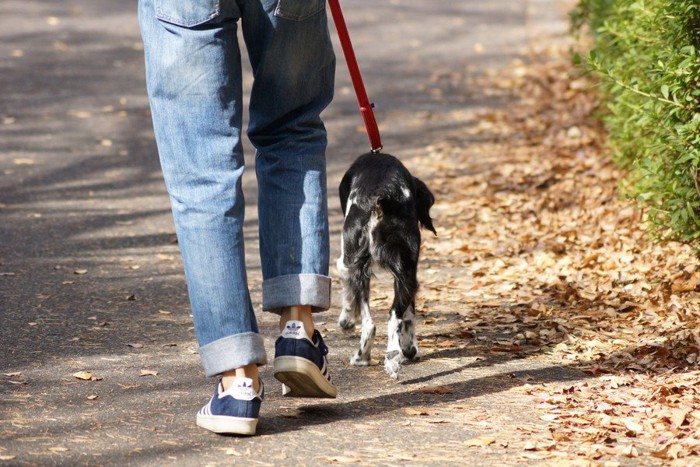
left=240, top=0, right=337, bottom=397
left=280, top=306, right=315, bottom=334
left=242, top=0, right=335, bottom=319
left=139, top=0, right=267, bottom=382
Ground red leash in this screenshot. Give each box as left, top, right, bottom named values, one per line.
left=327, top=0, right=383, bottom=153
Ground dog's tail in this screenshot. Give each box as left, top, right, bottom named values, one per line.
left=413, top=177, right=436, bottom=235
left=373, top=177, right=436, bottom=236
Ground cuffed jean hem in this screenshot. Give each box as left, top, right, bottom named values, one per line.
left=199, top=332, right=268, bottom=377
left=262, top=273, right=332, bottom=315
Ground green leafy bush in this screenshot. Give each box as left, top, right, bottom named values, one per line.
left=572, top=0, right=700, bottom=242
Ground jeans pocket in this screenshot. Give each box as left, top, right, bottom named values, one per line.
left=274, top=0, right=326, bottom=21
left=154, top=0, right=220, bottom=27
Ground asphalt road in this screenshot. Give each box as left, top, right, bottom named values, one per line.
left=0, top=1, right=577, bottom=465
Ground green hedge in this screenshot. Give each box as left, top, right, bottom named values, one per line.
left=572, top=0, right=700, bottom=243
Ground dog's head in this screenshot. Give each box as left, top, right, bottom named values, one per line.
left=413, top=177, right=436, bottom=235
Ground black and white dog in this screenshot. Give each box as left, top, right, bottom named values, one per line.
left=336, top=152, right=436, bottom=378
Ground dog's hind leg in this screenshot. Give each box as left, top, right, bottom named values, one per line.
left=384, top=257, right=420, bottom=378
left=345, top=257, right=374, bottom=366
left=336, top=244, right=360, bottom=331
left=337, top=208, right=376, bottom=365
left=336, top=204, right=368, bottom=331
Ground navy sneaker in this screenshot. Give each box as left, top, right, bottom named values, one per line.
left=196, top=377, right=263, bottom=435
left=273, top=320, right=338, bottom=398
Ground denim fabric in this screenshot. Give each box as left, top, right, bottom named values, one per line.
left=139, top=0, right=335, bottom=376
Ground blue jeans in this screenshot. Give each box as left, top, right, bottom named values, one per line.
left=138, top=0, right=335, bottom=377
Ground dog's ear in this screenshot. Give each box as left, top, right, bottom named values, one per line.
left=413, top=177, right=436, bottom=235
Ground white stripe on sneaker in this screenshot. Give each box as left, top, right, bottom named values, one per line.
left=321, top=357, right=332, bottom=382
left=200, top=400, right=212, bottom=416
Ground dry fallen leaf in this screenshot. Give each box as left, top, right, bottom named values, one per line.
left=671, top=273, right=700, bottom=293
left=669, top=408, right=690, bottom=428
left=622, top=419, right=644, bottom=434
left=139, top=369, right=158, bottom=377
left=618, top=444, right=639, bottom=458
left=523, top=441, right=538, bottom=451
left=67, top=110, right=92, bottom=119
left=464, top=436, right=496, bottom=447
left=72, top=371, right=101, bottom=381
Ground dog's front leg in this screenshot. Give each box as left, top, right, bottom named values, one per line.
left=385, top=305, right=420, bottom=378
left=398, top=304, right=419, bottom=361
left=384, top=310, right=406, bottom=378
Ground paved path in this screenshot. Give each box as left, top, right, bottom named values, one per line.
left=1, top=1, right=574, bottom=465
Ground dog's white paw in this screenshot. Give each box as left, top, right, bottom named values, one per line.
left=338, top=319, right=356, bottom=332
left=338, top=309, right=357, bottom=332
left=402, top=344, right=420, bottom=362
left=338, top=321, right=357, bottom=332
left=410, top=346, right=421, bottom=361
left=384, top=351, right=402, bottom=379
left=350, top=352, right=370, bottom=366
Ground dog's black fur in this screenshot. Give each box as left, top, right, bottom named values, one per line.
left=336, top=152, right=436, bottom=378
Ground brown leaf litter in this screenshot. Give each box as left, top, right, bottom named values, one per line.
left=411, top=44, right=700, bottom=464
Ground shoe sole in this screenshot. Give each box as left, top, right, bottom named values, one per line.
left=196, top=413, right=257, bottom=435
left=273, top=356, right=338, bottom=398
